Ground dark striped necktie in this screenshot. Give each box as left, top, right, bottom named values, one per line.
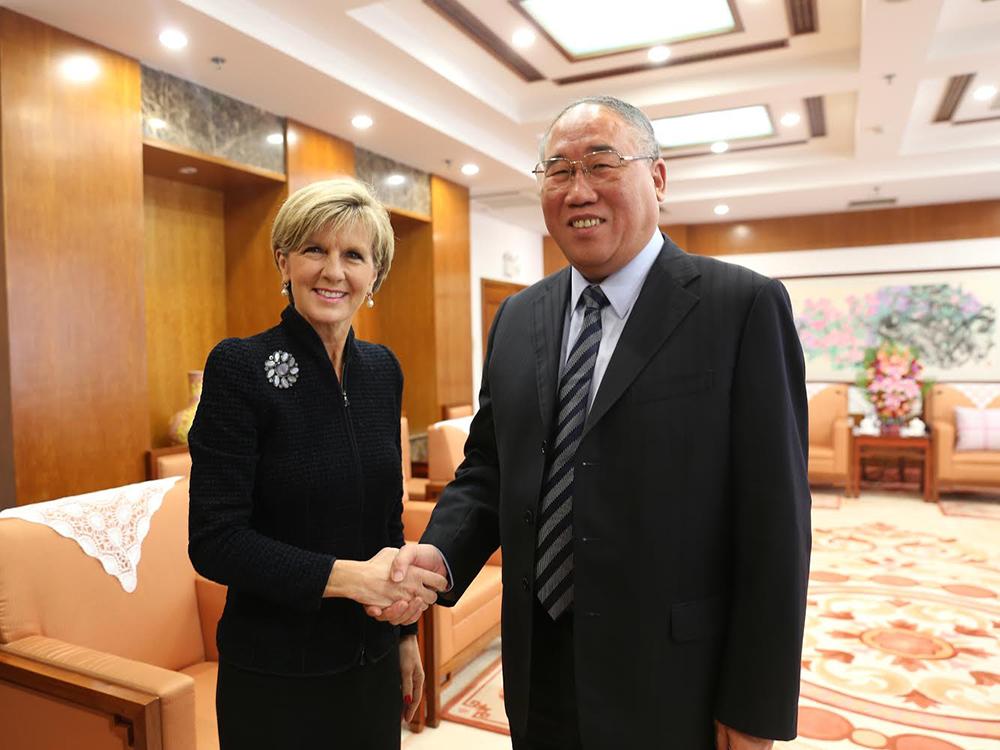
left=535, top=284, right=609, bottom=620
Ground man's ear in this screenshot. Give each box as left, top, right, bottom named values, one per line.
left=652, top=158, right=667, bottom=202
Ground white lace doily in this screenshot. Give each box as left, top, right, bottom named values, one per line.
left=0, top=477, right=181, bottom=593
left=950, top=383, right=1000, bottom=410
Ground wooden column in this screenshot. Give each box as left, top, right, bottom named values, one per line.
left=431, top=176, right=472, bottom=418
left=0, top=10, right=148, bottom=505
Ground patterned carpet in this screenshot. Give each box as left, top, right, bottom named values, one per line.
left=440, top=496, right=1000, bottom=748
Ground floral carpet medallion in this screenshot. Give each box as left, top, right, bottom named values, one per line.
left=441, top=520, right=1000, bottom=748
left=799, top=522, right=1000, bottom=747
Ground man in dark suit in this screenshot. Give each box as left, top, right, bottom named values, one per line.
left=372, top=96, right=810, bottom=749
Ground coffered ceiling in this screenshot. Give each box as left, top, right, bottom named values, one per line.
left=11, top=0, right=1000, bottom=233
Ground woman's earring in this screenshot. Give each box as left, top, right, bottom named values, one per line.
left=366, top=292, right=375, bottom=309
left=280, top=281, right=290, bottom=297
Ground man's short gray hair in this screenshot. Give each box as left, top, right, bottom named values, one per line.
left=537, top=95, right=661, bottom=162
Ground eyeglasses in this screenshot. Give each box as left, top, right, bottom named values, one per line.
left=532, top=149, right=657, bottom=191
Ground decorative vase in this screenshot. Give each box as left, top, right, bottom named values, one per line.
left=879, top=419, right=901, bottom=437
left=168, top=370, right=204, bottom=445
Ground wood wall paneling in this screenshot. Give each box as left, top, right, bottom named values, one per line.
left=224, top=184, right=289, bottom=339
left=376, top=214, right=437, bottom=433
left=143, top=176, right=227, bottom=448
left=430, top=176, right=472, bottom=422
left=668, top=200, right=1000, bottom=256
left=542, top=235, right=569, bottom=275
left=285, top=120, right=356, bottom=195
left=660, top=223, right=688, bottom=248
left=0, top=9, right=149, bottom=504
left=0, top=143, right=12, bottom=508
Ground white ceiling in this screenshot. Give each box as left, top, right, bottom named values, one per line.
left=11, top=0, right=1000, bottom=234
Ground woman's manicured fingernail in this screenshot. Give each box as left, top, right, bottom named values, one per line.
left=404, top=695, right=412, bottom=705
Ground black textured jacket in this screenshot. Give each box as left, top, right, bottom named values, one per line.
left=188, top=305, right=413, bottom=676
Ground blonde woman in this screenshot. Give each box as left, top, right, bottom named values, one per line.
left=188, top=178, right=444, bottom=748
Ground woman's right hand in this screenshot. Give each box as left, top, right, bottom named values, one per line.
left=324, top=548, right=447, bottom=610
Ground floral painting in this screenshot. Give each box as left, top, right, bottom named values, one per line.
left=782, top=269, right=999, bottom=381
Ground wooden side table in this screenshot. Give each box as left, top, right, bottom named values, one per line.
left=848, top=434, right=934, bottom=501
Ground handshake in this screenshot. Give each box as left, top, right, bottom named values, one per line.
left=326, top=543, right=448, bottom=626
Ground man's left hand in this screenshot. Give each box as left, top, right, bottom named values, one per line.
left=715, top=720, right=773, bottom=750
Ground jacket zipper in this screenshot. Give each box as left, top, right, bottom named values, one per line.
left=339, top=356, right=368, bottom=666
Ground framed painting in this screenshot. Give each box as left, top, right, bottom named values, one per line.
left=780, top=267, right=999, bottom=382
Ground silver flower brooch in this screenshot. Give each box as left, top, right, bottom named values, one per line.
left=265, top=350, right=299, bottom=389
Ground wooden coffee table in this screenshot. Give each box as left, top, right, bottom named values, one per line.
left=848, top=434, right=934, bottom=501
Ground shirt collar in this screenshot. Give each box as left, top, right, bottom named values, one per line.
left=569, top=230, right=663, bottom=319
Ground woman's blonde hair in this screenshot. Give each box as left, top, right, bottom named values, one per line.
left=271, top=178, right=395, bottom=292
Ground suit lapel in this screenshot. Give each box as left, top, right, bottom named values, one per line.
left=532, top=270, right=570, bottom=437
left=582, top=239, right=701, bottom=439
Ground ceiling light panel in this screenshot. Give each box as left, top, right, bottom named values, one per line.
left=517, top=0, right=736, bottom=58
left=653, top=105, right=774, bottom=149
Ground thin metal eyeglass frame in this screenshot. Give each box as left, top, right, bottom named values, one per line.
left=531, top=150, right=658, bottom=189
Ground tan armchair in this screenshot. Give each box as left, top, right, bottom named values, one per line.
left=147, top=445, right=192, bottom=480
left=807, top=384, right=852, bottom=489
left=401, top=416, right=428, bottom=501
left=927, top=384, right=1000, bottom=500
left=425, top=418, right=470, bottom=500
left=402, top=500, right=501, bottom=728
left=0, top=478, right=225, bottom=750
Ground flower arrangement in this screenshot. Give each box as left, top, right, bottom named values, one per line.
left=857, top=342, right=924, bottom=430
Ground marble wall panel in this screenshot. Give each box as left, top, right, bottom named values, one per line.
left=355, top=147, right=431, bottom=216
left=141, top=66, right=285, bottom=174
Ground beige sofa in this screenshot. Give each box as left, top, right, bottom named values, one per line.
left=0, top=478, right=224, bottom=750
left=927, top=384, right=1000, bottom=499
left=807, top=384, right=852, bottom=489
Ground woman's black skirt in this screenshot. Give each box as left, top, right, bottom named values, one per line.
left=216, top=647, right=402, bottom=750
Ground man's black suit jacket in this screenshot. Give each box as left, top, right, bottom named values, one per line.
left=421, top=236, right=811, bottom=747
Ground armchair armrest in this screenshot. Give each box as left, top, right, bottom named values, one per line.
left=195, top=576, right=226, bottom=662
left=0, top=635, right=195, bottom=750
left=831, top=417, right=852, bottom=474
left=932, top=421, right=954, bottom=479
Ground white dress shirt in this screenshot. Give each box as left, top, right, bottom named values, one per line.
left=560, top=230, right=664, bottom=412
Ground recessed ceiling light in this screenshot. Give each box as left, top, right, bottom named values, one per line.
left=266, top=133, right=284, bottom=145
left=159, top=29, right=188, bottom=50
left=386, top=174, right=406, bottom=186
left=972, top=84, right=997, bottom=102
left=647, top=45, right=671, bottom=63
left=60, top=55, right=99, bottom=83
left=713, top=203, right=730, bottom=216
left=147, top=117, right=167, bottom=131
left=780, top=112, right=801, bottom=127
left=512, top=28, right=536, bottom=48
left=653, top=105, right=774, bottom=148
left=352, top=114, right=374, bottom=130
left=179, top=166, right=198, bottom=175
left=710, top=140, right=729, bottom=154
left=521, top=0, right=735, bottom=58
left=461, top=163, right=480, bottom=176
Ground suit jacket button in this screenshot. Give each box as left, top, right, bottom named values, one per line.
left=523, top=509, right=533, bottom=525
left=541, top=440, right=547, bottom=455
left=521, top=576, right=529, bottom=591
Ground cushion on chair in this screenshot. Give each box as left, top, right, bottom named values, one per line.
left=179, top=661, right=219, bottom=749
left=435, top=565, right=502, bottom=666
left=954, top=407, right=1000, bottom=451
